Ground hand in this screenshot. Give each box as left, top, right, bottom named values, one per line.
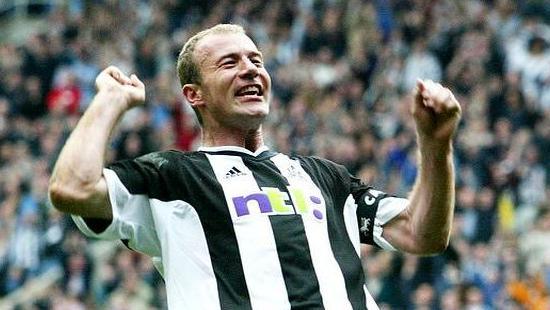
left=412, top=79, right=461, bottom=146
left=95, top=66, right=145, bottom=109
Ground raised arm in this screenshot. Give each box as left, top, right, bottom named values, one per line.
left=382, top=79, right=461, bottom=255
left=48, top=66, right=145, bottom=219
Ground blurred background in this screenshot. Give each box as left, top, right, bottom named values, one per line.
left=0, top=0, right=548, bottom=309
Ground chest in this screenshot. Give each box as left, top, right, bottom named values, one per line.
left=188, top=154, right=331, bottom=225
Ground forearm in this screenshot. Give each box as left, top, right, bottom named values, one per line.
left=382, top=79, right=460, bottom=255
left=407, top=139, right=455, bottom=253
left=49, top=90, right=127, bottom=214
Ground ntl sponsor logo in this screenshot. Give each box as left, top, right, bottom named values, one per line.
left=231, top=186, right=324, bottom=220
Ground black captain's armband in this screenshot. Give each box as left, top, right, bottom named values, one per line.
left=353, top=188, right=387, bottom=245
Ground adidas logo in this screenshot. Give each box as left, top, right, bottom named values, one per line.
left=225, top=166, right=247, bottom=178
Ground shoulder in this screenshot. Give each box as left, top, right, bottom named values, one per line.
left=106, top=150, right=207, bottom=197
left=292, top=155, right=348, bottom=175
left=292, top=155, right=352, bottom=188
left=133, top=150, right=204, bottom=169
left=107, top=150, right=205, bottom=180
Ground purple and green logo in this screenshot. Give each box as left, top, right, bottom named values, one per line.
left=231, top=186, right=324, bottom=220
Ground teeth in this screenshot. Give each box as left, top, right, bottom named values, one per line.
left=238, top=85, right=261, bottom=95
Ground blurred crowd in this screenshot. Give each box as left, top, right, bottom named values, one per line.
left=0, top=0, right=548, bottom=309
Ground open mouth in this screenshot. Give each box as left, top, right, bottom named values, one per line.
left=235, top=84, right=263, bottom=98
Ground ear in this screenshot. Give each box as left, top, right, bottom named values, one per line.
left=182, top=84, right=205, bottom=108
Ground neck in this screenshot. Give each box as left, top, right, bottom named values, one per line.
left=202, top=126, right=264, bottom=152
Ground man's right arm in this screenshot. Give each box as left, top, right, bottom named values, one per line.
left=48, top=66, right=145, bottom=220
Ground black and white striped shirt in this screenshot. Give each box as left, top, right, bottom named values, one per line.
left=73, top=146, right=408, bottom=309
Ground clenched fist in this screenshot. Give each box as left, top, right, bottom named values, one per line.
left=412, top=79, right=461, bottom=146
left=95, top=66, right=145, bottom=110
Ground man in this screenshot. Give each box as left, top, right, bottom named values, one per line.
left=49, top=24, right=461, bottom=309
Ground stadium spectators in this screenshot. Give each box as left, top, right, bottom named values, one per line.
left=0, top=0, right=548, bottom=308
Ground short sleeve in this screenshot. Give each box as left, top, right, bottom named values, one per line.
left=72, top=168, right=162, bottom=258
left=349, top=177, right=408, bottom=251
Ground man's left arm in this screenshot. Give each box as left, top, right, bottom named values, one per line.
left=382, top=79, right=461, bottom=255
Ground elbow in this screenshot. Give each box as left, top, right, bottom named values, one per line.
left=415, top=236, right=450, bottom=256
left=48, top=179, right=92, bottom=214
left=425, top=241, right=450, bottom=256
left=48, top=181, right=74, bottom=214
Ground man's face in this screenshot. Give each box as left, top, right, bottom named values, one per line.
left=194, top=32, right=271, bottom=129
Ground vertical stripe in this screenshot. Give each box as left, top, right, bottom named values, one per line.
left=249, top=161, right=324, bottom=309
left=189, top=156, right=252, bottom=309
left=296, top=158, right=368, bottom=310
left=149, top=199, right=221, bottom=310
left=341, top=196, right=371, bottom=309
left=206, top=154, right=291, bottom=310
left=343, top=194, right=361, bottom=257
left=271, top=154, right=354, bottom=310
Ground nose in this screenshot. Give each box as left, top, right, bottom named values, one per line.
left=238, top=57, right=259, bottom=79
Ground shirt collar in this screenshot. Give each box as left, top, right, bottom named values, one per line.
left=198, top=145, right=270, bottom=157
